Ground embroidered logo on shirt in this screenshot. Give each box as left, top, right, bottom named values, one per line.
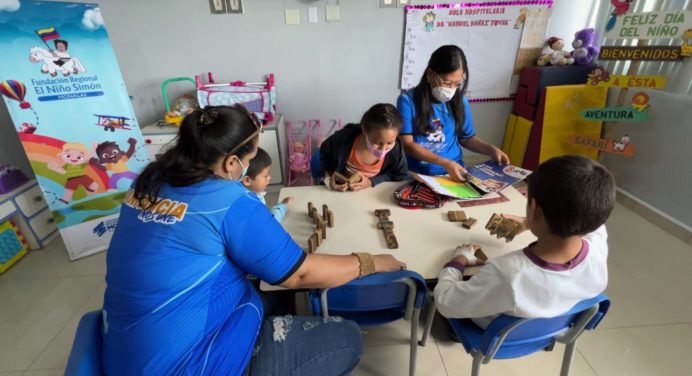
left=124, top=190, right=188, bottom=225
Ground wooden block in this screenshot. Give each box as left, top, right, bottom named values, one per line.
left=448, top=210, right=467, bottom=222
left=485, top=213, right=503, bottom=234
left=374, top=209, right=390, bottom=221
left=327, top=210, right=335, bottom=227
left=333, top=172, right=349, bottom=185
left=314, top=229, right=322, bottom=245
left=348, top=172, right=362, bottom=184
left=308, top=237, right=315, bottom=253
left=384, top=230, right=399, bottom=249
left=377, top=220, right=394, bottom=229
left=462, top=218, right=477, bottom=229
left=308, top=202, right=314, bottom=214
left=475, top=248, right=488, bottom=262
left=311, top=208, right=319, bottom=223
left=322, top=204, right=328, bottom=221
left=321, top=222, right=327, bottom=239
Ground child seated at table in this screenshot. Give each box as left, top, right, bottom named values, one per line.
left=320, top=103, right=408, bottom=192
left=242, top=148, right=293, bottom=222
left=434, top=155, right=615, bottom=328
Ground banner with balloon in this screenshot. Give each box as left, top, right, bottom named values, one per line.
left=0, top=1, right=148, bottom=260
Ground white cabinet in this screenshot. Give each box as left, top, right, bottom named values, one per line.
left=0, top=180, right=58, bottom=250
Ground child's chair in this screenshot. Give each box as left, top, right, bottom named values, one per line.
left=444, top=293, right=610, bottom=376
left=65, top=310, right=103, bottom=376
left=310, top=270, right=429, bottom=376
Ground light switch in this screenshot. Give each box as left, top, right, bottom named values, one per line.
left=285, top=9, right=300, bottom=25
left=326, top=5, right=340, bottom=21
left=380, top=0, right=396, bottom=8
left=308, top=6, right=318, bottom=23
left=398, top=0, right=409, bottom=6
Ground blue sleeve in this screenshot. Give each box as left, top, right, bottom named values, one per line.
left=222, top=195, right=305, bottom=285
left=270, top=203, right=288, bottom=223
left=397, top=92, right=415, bottom=135
left=458, top=96, right=476, bottom=142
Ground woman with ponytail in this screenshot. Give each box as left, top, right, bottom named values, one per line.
left=397, top=45, right=509, bottom=182
left=102, top=105, right=405, bottom=375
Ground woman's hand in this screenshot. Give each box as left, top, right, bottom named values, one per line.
left=441, top=159, right=467, bottom=182
left=327, top=175, right=348, bottom=192
left=501, top=214, right=529, bottom=234
left=349, top=176, right=373, bottom=191
left=373, top=254, right=407, bottom=272
left=490, top=146, right=510, bottom=165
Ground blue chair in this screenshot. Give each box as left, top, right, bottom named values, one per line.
left=310, top=148, right=323, bottom=185
left=310, top=270, right=429, bottom=376
left=64, top=310, right=103, bottom=376
left=446, top=294, right=610, bottom=376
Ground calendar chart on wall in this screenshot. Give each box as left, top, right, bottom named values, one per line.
left=401, top=1, right=553, bottom=100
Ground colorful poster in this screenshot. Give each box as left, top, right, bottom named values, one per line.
left=0, top=1, right=148, bottom=260
left=605, top=10, right=692, bottom=40
left=400, top=1, right=553, bottom=100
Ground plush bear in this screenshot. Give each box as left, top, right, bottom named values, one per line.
left=571, top=28, right=600, bottom=65
left=537, top=37, right=574, bottom=66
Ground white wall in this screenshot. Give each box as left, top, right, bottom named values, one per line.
left=0, top=0, right=594, bottom=176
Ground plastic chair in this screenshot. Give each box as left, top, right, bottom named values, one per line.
left=64, top=310, right=103, bottom=376
left=310, top=270, right=429, bottom=376
left=445, top=294, right=610, bottom=376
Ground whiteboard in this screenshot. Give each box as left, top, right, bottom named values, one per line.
left=401, top=2, right=552, bottom=100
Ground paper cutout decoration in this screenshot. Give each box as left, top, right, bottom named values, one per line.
left=569, top=134, right=635, bottom=157
left=606, top=0, right=634, bottom=32
left=599, top=46, right=683, bottom=61
left=581, top=91, right=651, bottom=121
left=587, top=66, right=667, bottom=88
left=683, top=28, right=692, bottom=57
left=605, top=10, right=692, bottom=40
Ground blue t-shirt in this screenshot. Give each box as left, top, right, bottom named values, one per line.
left=397, top=90, right=476, bottom=175
left=102, top=179, right=305, bottom=375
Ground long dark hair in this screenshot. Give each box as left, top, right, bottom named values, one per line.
left=133, top=105, right=259, bottom=209
left=413, top=45, right=469, bottom=137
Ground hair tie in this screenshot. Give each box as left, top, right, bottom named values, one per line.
left=199, top=108, right=218, bottom=127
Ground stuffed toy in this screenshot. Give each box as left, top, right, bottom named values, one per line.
left=537, top=37, right=574, bottom=66
left=572, top=28, right=600, bottom=65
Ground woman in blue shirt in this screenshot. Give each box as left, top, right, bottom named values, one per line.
left=397, top=45, right=509, bottom=181
left=102, top=105, right=405, bottom=375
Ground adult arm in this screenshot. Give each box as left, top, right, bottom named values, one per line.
left=460, top=136, right=509, bottom=165
left=399, top=135, right=467, bottom=181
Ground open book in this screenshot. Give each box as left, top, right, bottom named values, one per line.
left=412, top=161, right=532, bottom=200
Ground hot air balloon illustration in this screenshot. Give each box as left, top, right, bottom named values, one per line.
left=0, top=79, right=31, bottom=109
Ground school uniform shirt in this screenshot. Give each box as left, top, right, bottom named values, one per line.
left=434, top=226, right=609, bottom=327
left=397, top=89, right=476, bottom=176
left=319, top=123, right=409, bottom=186
left=102, top=179, right=305, bottom=376
left=255, top=191, right=288, bottom=223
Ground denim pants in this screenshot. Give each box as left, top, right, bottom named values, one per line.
left=244, top=315, right=362, bottom=376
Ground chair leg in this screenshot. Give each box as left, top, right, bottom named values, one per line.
left=560, top=340, right=577, bottom=376
left=419, top=302, right=436, bottom=347
left=471, top=353, right=483, bottom=376
left=409, top=308, right=420, bottom=376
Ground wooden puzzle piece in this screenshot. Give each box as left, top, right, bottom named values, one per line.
left=448, top=210, right=467, bottom=222
left=374, top=209, right=398, bottom=249
left=327, top=210, right=335, bottom=228
left=322, top=204, right=329, bottom=221
left=332, top=172, right=349, bottom=185
left=485, top=213, right=504, bottom=234
left=462, top=218, right=477, bottom=229
left=348, top=172, right=363, bottom=184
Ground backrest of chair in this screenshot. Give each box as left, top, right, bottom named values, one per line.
left=479, top=294, right=610, bottom=360
left=310, top=270, right=427, bottom=316
left=64, top=310, right=103, bottom=376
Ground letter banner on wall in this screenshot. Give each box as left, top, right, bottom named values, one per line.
left=0, top=1, right=148, bottom=260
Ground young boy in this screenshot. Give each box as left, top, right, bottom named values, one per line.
left=242, top=148, right=293, bottom=222
left=434, top=155, right=616, bottom=327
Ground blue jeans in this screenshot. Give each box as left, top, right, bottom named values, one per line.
left=245, top=315, right=362, bottom=376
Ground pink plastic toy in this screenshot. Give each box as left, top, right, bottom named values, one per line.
left=286, top=120, right=314, bottom=187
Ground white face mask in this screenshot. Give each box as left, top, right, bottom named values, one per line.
left=228, top=156, right=249, bottom=181
left=431, top=86, right=457, bottom=103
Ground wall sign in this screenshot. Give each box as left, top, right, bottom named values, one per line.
left=587, top=66, right=667, bottom=89
left=568, top=134, right=635, bottom=157
left=599, top=46, right=683, bottom=61
left=581, top=91, right=650, bottom=121
left=605, top=10, right=692, bottom=40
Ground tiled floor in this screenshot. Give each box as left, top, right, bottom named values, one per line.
left=1, top=202, right=691, bottom=376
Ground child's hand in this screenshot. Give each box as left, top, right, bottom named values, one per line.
left=327, top=175, right=348, bottom=192
left=451, top=243, right=485, bottom=266
left=500, top=214, right=528, bottom=234
left=282, top=196, right=294, bottom=206
left=349, top=176, right=373, bottom=191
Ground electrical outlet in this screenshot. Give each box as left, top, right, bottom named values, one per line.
left=308, top=6, right=318, bottom=23
left=226, top=0, right=243, bottom=14
left=209, top=0, right=226, bottom=14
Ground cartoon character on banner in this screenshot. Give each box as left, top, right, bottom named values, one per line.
left=514, top=8, right=528, bottom=29
left=91, top=138, right=139, bottom=190
left=631, top=92, right=650, bottom=112
left=0, top=79, right=39, bottom=133
left=423, top=11, right=436, bottom=32
left=30, top=27, right=86, bottom=77
left=47, top=142, right=100, bottom=204
left=606, top=0, right=634, bottom=32
left=612, top=134, right=630, bottom=152
left=588, top=66, right=611, bottom=85
left=682, top=29, right=692, bottom=57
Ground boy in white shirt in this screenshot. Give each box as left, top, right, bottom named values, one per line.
left=242, top=148, right=293, bottom=222
left=434, top=155, right=616, bottom=327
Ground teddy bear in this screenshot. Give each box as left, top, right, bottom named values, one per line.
left=537, top=37, right=574, bottom=66
left=571, top=28, right=600, bottom=65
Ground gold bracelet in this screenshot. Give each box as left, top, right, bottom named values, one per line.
left=352, top=252, right=375, bottom=278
